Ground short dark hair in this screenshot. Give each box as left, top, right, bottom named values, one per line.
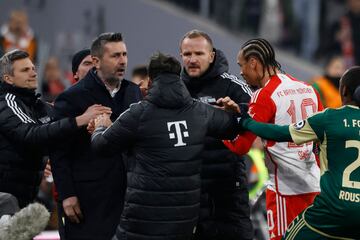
left=241, top=38, right=282, bottom=77
left=132, top=65, right=148, bottom=78
left=91, top=32, right=124, bottom=58
left=341, top=66, right=360, bottom=105
left=0, top=49, right=29, bottom=82
left=180, top=29, right=213, bottom=51
left=148, top=52, right=181, bottom=80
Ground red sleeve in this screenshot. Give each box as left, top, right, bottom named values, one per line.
left=248, top=89, right=276, bottom=123
left=223, top=89, right=276, bottom=155
left=223, top=131, right=257, bottom=155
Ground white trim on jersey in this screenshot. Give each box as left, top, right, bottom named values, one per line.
left=283, top=198, right=287, bottom=231
left=251, top=89, right=262, bottom=103
left=5, top=93, right=35, bottom=123
left=275, top=194, right=288, bottom=237
left=276, top=194, right=280, bottom=236
left=279, top=194, right=284, bottom=236
left=220, top=72, right=253, bottom=96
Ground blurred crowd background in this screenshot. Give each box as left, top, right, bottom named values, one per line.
left=1, top=0, right=358, bottom=103
left=169, top=0, right=360, bottom=64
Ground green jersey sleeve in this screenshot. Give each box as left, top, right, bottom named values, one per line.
left=242, top=118, right=292, bottom=142
left=289, top=110, right=326, bottom=145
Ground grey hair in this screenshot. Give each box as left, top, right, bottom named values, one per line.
left=0, top=49, right=29, bottom=82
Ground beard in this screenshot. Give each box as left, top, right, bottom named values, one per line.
left=98, top=63, right=125, bottom=87
left=105, top=75, right=121, bottom=87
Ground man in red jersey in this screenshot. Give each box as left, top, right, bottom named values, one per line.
left=224, top=38, right=323, bottom=240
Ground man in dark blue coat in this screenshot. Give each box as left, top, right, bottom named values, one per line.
left=51, top=32, right=142, bottom=240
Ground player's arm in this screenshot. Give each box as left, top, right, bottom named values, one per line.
left=241, top=118, right=292, bottom=142
left=223, top=131, right=257, bottom=155
left=241, top=110, right=326, bottom=144
left=223, top=89, right=276, bottom=155
left=91, top=102, right=141, bottom=154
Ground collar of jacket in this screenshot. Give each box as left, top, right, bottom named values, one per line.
left=0, top=82, right=40, bottom=105
left=83, top=68, right=130, bottom=98
left=146, top=73, right=192, bottom=109
left=181, top=48, right=229, bottom=86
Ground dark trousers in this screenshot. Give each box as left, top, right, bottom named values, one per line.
left=57, top=167, right=124, bottom=240
left=194, top=188, right=253, bottom=240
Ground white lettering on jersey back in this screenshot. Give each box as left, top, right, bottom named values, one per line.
left=167, top=120, right=189, bottom=147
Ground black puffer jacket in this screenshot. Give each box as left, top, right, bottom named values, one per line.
left=92, top=73, right=238, bottom=240
left=0, top=83, right=78, bottom=207
left=181, top=49, right=254, bottom=239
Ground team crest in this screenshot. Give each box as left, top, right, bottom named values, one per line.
left=294, top=120, right=306, bottom=130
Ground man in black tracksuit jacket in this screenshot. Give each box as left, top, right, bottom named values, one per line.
left=0, top=50, right=106, bottom=208
left=91, top=53, right=240, bottom=240
left=51, top=33, right=142, bottom=240
left=180, top=30, right=253, bottom=239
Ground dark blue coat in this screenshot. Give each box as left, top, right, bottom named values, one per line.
left=51, top=68, right=142, bottom=240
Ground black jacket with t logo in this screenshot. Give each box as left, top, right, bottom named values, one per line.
left=92, top=73, right=238, bottom=240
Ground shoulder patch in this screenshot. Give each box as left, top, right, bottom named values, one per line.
left=293, top=120, right=306, bottom=130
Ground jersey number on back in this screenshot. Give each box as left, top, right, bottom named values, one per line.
left=343, top=140, right=360, bottom=189
left=287, top=98, right=316, bottom=148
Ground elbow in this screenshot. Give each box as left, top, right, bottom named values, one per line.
left=235, top=139, right=252, bottom=155
left=223, top=138, right=251, bottom=156
left=240, top=142, right=252, bottom=155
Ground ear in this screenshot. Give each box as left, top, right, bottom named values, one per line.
left=341, top=85, right=353, bottom=104
left=3, top=74, right=13, bottom=85
left=209, top=51, right=215, bottom=63
left=73, top=72, right=79, bottom=81
left=92, top=56, right=100, bottom=69
left=249, top=57, right=257, bottom=69
left=341, top=85, right=350, bottom=99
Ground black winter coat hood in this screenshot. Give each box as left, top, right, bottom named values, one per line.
left=146, top=73, right=192, bottom=109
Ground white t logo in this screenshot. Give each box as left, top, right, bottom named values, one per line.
left=167, top=120, right=189, bottom=147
